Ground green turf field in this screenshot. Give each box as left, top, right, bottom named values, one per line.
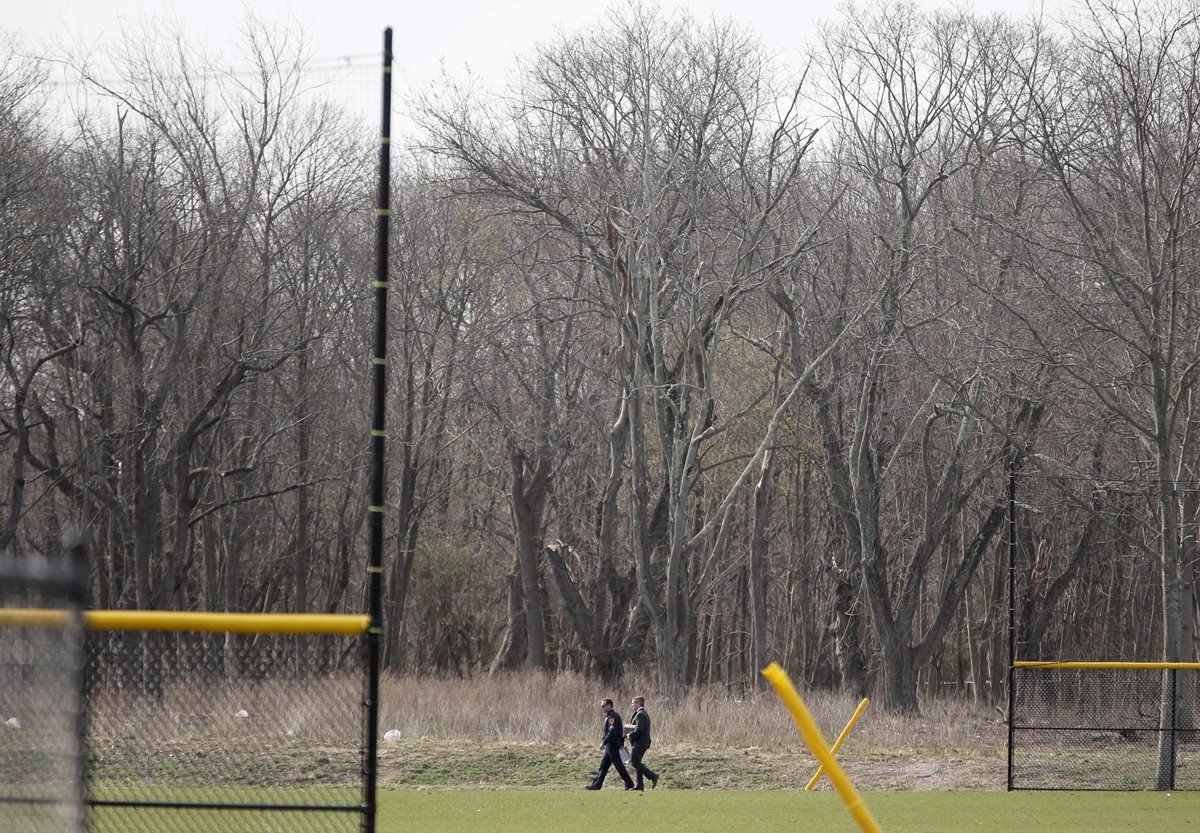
left=379, top=789, right=1200, bottom=833
left=72, top=786, right=1200, bottom=831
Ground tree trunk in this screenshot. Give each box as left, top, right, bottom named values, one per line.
left=749, top=469, right=772, bottom=687
left=489, top=563, right=528, bottom=675
left=803, top=378, right=870, bottom=694
left=880, top=636, right=920, bottom=715
left=832, top=565, right=870, bottom=697
left=510, top=448, right=549, bottom=670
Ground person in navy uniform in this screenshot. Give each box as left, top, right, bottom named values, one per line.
left=585, top=697, right=634, bottom=790
left=625, top=695, right=659, bottom=790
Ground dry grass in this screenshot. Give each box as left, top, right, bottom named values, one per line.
left=83, top=666, right=1001, bottom=752
left=376, top=671, right=1003, bottom=754
left=79, top=670, right=1008, bottom=790
left=372, top=671, right=1007, bottom=790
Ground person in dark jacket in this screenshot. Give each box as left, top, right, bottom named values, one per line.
left=624, top=695, right=659, bottom=790
left=585, top=698, right=634, bottom=790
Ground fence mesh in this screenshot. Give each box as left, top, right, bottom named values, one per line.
left=0, top=551, right=88, bottom=833
left=1010, top=665, right=1200, bottom=790
left=84, top=627, right=368, bottom=833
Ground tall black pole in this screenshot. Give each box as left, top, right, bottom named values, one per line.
left=364, top=26, right=392, bottom=833
left=1006, top=462, right=1017, bottom=791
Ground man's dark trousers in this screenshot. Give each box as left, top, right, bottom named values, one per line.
left=630, top=741, right=657, bottom=789
left=592, top=743, right=634, bottom=789
left=626, top=705, right=657, bottom=789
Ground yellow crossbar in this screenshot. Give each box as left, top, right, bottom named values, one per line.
left=0, top=609, right=371, bottom=635
left=1015, top=661, right=1200, bottom=670
left=806, top=697, right=870, bottom=791
left=0, top=609, right=75, bottom=628
left=762, top=663, right=883, bottom=833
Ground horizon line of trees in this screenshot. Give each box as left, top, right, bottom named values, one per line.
left=4, top=1, right=1200, bottom=732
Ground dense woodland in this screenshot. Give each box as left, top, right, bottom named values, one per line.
left=4, top=0, right=1200, bottom=715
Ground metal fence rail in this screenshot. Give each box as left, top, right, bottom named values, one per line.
left=1009, top=662, right=1200, bottom=791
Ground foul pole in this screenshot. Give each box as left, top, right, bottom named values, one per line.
left=364, top=26, right=393, bottom=833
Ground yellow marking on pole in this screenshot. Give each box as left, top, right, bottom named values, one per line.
left=1015, top=661, right=1200, bottom=670
left=806, top=698, right=870, bottom=791
left=369, top=505, right=385, bottom=513
left=381, top=136, right=390, bottom=144
left=761, top=663, right=883, bottom=833
left=371, top=430, right=386, bottom=437
left=384, top=67, right=392, bottom=74
left=376, top=208, right=391, bottom=217
left=372, top=281, right=389, bottom=289
left=373, top=358, right=387, bottom=366
left=0, top=609, right=371, bottom=635
left=367, top=566, right=384, bottom=574
left=369, top=627, right=382, bottom=635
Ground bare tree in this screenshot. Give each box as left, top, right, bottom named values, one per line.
left=380, top=173, right=483, bottom=670
left=421, top=5, right=857, bottom=694
left=1020, top=0, right=1200, bottom=785
left=806, top=7, right=1049, bottom=712
left=0, top=41, right=75, bottom=553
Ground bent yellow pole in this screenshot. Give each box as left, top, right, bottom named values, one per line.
left=806, top=697, right=870, bottom=791
left=762, top=663, right=883, bottom=833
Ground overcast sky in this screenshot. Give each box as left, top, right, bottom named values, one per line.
left=8, top=0, right=1073, bottom=81
left=6, top=0, right=1073, bottom=130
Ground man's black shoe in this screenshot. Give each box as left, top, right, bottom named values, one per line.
left=584, top=784, right=601, bottom=790
left=650, top=773, right=659, bottom=789
left=624, top=785, right=635, bottom=790
left=632, top=785, right=645, bottom=791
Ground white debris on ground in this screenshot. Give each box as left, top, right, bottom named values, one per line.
left=383, top=729, right=401, bottom=741
left=5, top=717, right=20, bottom=729
left=236, top=709, right=249, bottom=719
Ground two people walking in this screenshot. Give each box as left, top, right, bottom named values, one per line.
left=585, top=696, right=659, bottom=791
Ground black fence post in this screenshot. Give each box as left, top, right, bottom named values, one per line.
left=63, top=530, right=89, bottom=833
left=1006, top=463, right=1017, bottom=792
left=1171, top=668, right=1178, bottom=791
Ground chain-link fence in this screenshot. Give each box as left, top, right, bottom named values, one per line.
left=0, top=542, right=89, bottom=833
left=1009, top=663, right=1200, bottom=790
left=81, top=614, right=371, bottom=833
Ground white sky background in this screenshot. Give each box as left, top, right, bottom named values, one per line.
left=5, top=0, right=1073, bottom=131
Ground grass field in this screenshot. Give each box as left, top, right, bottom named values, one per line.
left=80, top=788, right=1200, bottom=832
left=380, top=789, right=1200, bottom=833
